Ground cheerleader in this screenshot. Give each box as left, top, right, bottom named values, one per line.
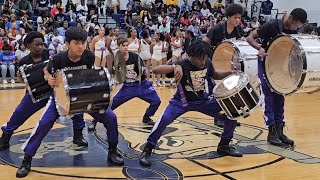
left=139, top=29, right=152, bottom=81
left=171, top=28, right=183, bottom=62
left=150, top=32, right=163, bottom=86
left=90, top=27, right=109, bottom=69
left=127, top=28, right=140, bottom=54
left=160, top=33, right=168, bottom=86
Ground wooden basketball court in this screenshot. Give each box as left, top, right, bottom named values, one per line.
left=0, top=83, right=319, bottom=179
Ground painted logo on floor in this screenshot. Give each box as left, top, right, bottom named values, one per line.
left=0, top=116, right=319, bottom=179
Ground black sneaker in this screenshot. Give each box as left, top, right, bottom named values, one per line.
left=275, top=122, right=294, bottom=146
left=214, top=119, right=224, bottom=127
left=108, top=149, right=124, bottom=166
left=16, top=155, right=32, bottom=178
left=0, top=133, right=12, bottom=151
left=143, top=115, right=155, bottom=125
left=139, top=143, right=155, bottom=166
left=267, top=125, right=288, bottom=147
left=217, top=145, right=243, bottom=157
left=73, top=129, right=88, bottom=146
left=88, top=119, right=98, bottom=132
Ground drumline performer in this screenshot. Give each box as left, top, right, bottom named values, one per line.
left=246, top=8, right=307, bottom=147
left=16, top=27, right=124, bottom=178
left=139, top=40, right=243, bottom=167
left=203, top=3, right=244, bottom=127
left=0, top=32, right=88, bottom=152
left=87, top=37, right=161, bottom=131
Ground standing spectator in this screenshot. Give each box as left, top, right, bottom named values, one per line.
left=260, top=0, right=273, bottom=22
left=0, top=44, right=16, bottom=84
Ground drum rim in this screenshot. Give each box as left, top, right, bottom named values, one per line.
left=263, top=34, right=307, bottom=95
left=212, top=72, right=250, bottom=98
left=54, top=70, right=71, bottom=117
left=213, top=41, right=246, bottom=72
left=102, top=67, right=113, bottom=111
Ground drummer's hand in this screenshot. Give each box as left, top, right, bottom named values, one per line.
left=258, top=47, right=268, bottom=57
left=47, top=75, right=56, bottom=87
left=174, top=65, right=183, bottom=83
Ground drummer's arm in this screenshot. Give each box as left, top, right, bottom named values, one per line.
left=246, top=30, right=261, bottom=50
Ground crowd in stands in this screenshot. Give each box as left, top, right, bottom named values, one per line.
left=0, top=0, right=319, bottom=85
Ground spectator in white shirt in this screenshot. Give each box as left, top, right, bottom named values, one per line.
left=159, top=20, right=170, bottom=34
left=200, top=4, right=210, bottom=17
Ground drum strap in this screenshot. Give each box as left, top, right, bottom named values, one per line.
left=278, top=18, right=284, bottom=34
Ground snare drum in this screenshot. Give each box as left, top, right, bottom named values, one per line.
left=54, top=68, right=112, bottom=117
left=264, top=34, right=320, bottom=95
left=212, top=40, right=258, bottom=75
left=20, top=60, right=52, bottom=103
left=213, top=72, right=260, bottom=119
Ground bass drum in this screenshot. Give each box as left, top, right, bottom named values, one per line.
left=264, top=34, right=320, bottom=95
left=54, top=68, right=112, bottom=117
left=212, top=40, right=259, bottom=93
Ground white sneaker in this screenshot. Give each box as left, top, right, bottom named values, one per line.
left=3, top=79, right=8, bottom=84
left=11, top=79, right=15, bottom=84
left=161, top=80, right=166, bottom=86
left=153, top=82, right=157, bottom=87
left=156, top=81, right=161, bottom=87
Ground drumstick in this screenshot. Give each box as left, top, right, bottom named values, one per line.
left=230, top=61, right=239, bottom=72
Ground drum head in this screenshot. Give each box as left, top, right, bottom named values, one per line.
left=265, top=35, right=304, bottom=94
left=54, top=71, right=70, bottom=116
left=212, top=42, right=240, bottom=72
left=213, top=72, right=249, bottom=98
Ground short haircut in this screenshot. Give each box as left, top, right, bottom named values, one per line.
left=2, top=44, right=12, bottom=51
left=24, top=31, right=44, bottom=45
left=117, top=37, right=128, bottom=45
left=224, top=3, right=244, bottom=17
left=65, top=27, right=87, bottom=43
left=290, top=8, right=307, bottom=24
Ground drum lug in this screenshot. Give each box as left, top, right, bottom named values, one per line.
left=103, top=93, right=109, bottom=98
left=67, top=73, right=73, bottom=78
left=26, top=73, right=30, bottom=77
left=87, top=103, right=92, bottom=110
left=71, top=97, right=77, bottom=101
left=99, top=109, right=105, bottom=114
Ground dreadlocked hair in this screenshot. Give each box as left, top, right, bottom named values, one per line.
left=186, top=40, right=213, bottom=59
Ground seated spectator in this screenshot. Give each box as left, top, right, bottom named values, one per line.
left=141, top=10, right=152, bottom=25
left=187, top=20, right=201, bottom=37
left=0, top=17, right=6, bottom=30
left=54, top=8, right=67, bottom=23
left=0, top=44, right=16, bottom=84
left=66, top=0, right=77, bottom=22
left=15, top=42, right=30, bottom=61
left=201, top=4, right=210, bottom=17
left=0, top=36, right=15, bottom=52
left=51, top=30, right=64, bottom=44
left=159, top=20, right=170, bottom=34
left=13, top=0, right=34, bottom=19
left=57, top=21, right=69, bottom=39
left=180, top=12, right=190, bottom=26
left=5, top=14, right=20, bottom=32
left=35, top=0, right=49, bottom=15
left=48, top=38, right=65, bottom=54
left=50, top=0, right=64, bottom=17
left=249, top=17, right=259, bottom=29
left=180, top=0, right=190, bottom=12
left=20, top=16, right=33, bottom=33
